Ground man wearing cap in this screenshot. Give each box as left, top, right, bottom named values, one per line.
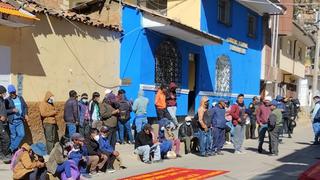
left=0, top=85, right=11, bottom=163
left=64, top=90, right=79, bottom=138
left=210, top=99, right=227, bottom=155
left=98, top=126, right=120, bottom=173
left=178, top=116, right=194, bottom=154
left=311, top=92, right=320, bottom=145
left=5, top=84, right=28, bottom=153
left=268, top=100, right=283, bottom=156
left=135, top=124, right=161, bottom=164
left=256, top=96, right=272, bottom=153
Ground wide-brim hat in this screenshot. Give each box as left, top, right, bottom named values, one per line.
left=31, top=143, right=47, bottom=157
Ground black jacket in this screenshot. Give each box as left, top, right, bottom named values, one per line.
left=0, top=97, right=6, bottom=118
left=178, top=123, right=193, bottom=140
left=135, top=131, right=153, bottom=149
left=85, top=138, right=101, bottom=156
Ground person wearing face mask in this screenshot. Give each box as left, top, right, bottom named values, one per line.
left=178, top=116, right=194, bottom=154
left=230, top=94, right=248, bottom=154
left=85, top=128, right=108, bottom=175
left=196, top=96, right=212, bottom=157
left=100, top=93, right=119, bottom=149
left=39, top=91, right=59, bottom=153
left=210, top=99, right=227, bottom=155
left=79, top=93, right=91, bottom=138
left=0, top=85, right=10, bottom=164
left=98, top=126, right=120, bottom=173
left=5, top=84, right=28, bottom=153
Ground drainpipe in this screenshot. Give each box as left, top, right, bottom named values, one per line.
left=273, top=14, right=280, bottom=96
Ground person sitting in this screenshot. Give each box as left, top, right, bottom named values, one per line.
left=164, top=123, right=182, bottom=157
left=85, top=128, right=108, bottom=175
left=12, top=143, right=47, bottom=180
left=178, top=116, right=194, bottom=154
left=98, top=126, right=120, bottom=173
left=134, top=124, right=162, bottom=164
left=47, top=136, right=75, bottom=180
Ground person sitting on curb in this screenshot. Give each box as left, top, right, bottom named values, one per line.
left=12, top=143, right=47, bottom=180
left=178, top=116, right=194, bottom=154
left=134, top=124, right=162, bottom=164
left=98, top=126, right=120, bottom=173
left=164, top=122, right=182, bottom=158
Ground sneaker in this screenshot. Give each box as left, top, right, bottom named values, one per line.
left=107, top=169, right=116, bottom=173
left=153, top=159, right=163, bottom=163
left=234, top=151, right=246, bottom=155
left=225, top=141, right=232, bottom=145
left=270, top=153, right=278, bottom=156
left=216, top=151, right=224, bottom=155
left=144, top=160, right=152, bottom=164
left=207, top=152, right=216, bottom=156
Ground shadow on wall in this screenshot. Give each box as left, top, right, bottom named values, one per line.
left=251, top=143, right=320, bottom=180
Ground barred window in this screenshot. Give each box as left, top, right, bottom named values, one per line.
left=216, top=55, right=231, bottom=93
left=155, top=41, right=182, bottom=86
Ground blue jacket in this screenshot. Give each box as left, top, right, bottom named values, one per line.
left=5, top=96, right=28, bottom=123
left=210, top=106, right=227, bottom=129
left=98, top=136, right=114, bottom=154
left=68, top=150, right=83, bottom=165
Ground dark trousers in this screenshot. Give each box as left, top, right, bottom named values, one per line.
left=283, top=117, right=289, bottom=134
left=107, top=127, right=117, bottom=149
left=43, top=123, right=59, bottom=153
left=250, top=119, right=257, bottom=139
left=245, top=124, right=250, bottom=139
left=269, top=126, right=281, bottom=155
left=0, top=121, right=10, bottom=159
left=212, top=127, right=225, bottom=152
left=27, top=168, right=47, bottom=180
left=258, top=124, right=271, bottom=152
left=156, top=108, right=172, bottom=121
left=79, top=121, right=91, bottom=138
left=101, top=152, right=116, bottom=171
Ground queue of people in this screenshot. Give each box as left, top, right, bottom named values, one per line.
left=0, top=82, right=311, bottom=180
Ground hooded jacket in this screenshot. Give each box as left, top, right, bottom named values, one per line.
left=132, top=90, right=149, bottom=116
left=166, top=82, right=177, bottom=107
left=197, top=96, right=211, bottom=130
left=13, top=143, right=40, bottom=180
left=155, top=89, right=166, bottom=109
left=39, top=91, right=57, bottom=124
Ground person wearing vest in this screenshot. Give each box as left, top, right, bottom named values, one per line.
left=5, top=84, right=28, bottom=153
left=268, top=100, right=283, bottom=156
left=256, top=96, right=272, bottom=154
left=230, top=94, right=247, bottom=154
left=197, top=96, right=212, bottom=157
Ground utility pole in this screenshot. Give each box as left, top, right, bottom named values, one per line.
left=313, top=11, right=320, bottom=96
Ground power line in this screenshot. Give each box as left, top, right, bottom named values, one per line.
left=237, top=0, right=320, bottom=6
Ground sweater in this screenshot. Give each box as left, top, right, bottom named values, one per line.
left=256, top=104, right=271, bottom=125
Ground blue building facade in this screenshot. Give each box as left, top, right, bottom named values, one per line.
left=120, top=1, right=274, bottom=118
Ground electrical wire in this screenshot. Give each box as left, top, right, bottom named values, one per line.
left=237, top=0, right=320, bottom=6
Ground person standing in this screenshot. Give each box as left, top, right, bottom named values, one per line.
left=230, top=94, right=247, bottom=154
left=256, top=96, right=272, bottom=154
left=311, top=92, right=320, bottom=145
left=197, top=96, right=212, bottom=157
left=5, top=84, right=28, bottom=153
left=39, top=91, right=58, bottom=153
left=178, top=116, right=193, bottom=154
left=89, top=92, right=101, bottom=130
left=283, top=97, right=295, bottom=138
left=100, top=93, right=119, bottom=149
left=210, top=99, right=227, bottom=155
left=79, top=93, right=91, bottom=138
left=132, top=90, right=149, bottom=134
left=166, top=82, right=179, bottom=128
left=117, top=89, right=134, bottom=144
left=0, top=85, right=11, bottom=163
left=248, top=96, right=259, bottom=139
left=64, top=90, right=79, bottom=138
left=155, top=85, right=171, bottom=121
left=268, top=100, right=283, bottom=156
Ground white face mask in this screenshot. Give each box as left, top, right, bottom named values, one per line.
left=48, top=97, right=54, bottom=103
left=93, top=135, right=100, bottom=141
left=101, top=134, right=107, bottom=138
left=186, top=122, right=191, bottom=126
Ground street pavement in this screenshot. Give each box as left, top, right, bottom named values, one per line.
left=1, top=118, right=319, bottom=180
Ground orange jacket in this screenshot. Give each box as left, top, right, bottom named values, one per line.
left=155, top=90, right=166, bottom=109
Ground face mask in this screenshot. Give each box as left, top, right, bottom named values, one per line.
left=82, top=99, right=88, bottom=103
left=186, top=122, right=191, bottom=126
left=93, top=135, right=99, bottom=141
left=48, top=97, right=54, bottom=104
left=101, top=134, right=107, bottom=138
left=72, top=148, right=80, bottom=152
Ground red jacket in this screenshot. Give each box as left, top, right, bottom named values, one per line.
left=230, top=104, right=240, bottom=126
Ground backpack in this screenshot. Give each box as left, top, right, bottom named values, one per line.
left=118, top=100, right=131, bottom=122
left=10, top=148, right=26, bottom=170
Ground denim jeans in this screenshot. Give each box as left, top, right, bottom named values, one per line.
left=258, top=124, right=269, bottom=151
left=167, top=106, right=179, bottom=126
left=232, top=125, right=245, bottom=152
left=199, top=129, right=212, bottom=156
left=136, top=144, right=161, bottom=162
left=135, top=115, right=148, bottom=133
left=9, top=120, right=25, bottom=151
left=56, top=161, right=72, bottom=178
left=313, top=122, right=320, bottom=143
left=160, top=140, right=172, bottom=156
left=65, top=123, right=77, bottom=138
left=118, top=120, right=134, bottom=143
left=28, top=168, right=47, bottom=180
